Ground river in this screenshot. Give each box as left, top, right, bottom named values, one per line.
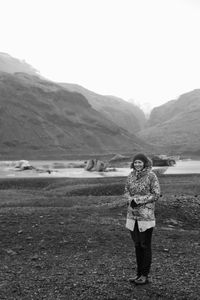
left=0, top=159, right=200, bottom=178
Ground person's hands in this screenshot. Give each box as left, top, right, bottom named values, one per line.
left=130, top=199, right=138, bottom=208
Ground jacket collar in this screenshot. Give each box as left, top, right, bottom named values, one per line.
left=132, top=166, right=151, bottom=179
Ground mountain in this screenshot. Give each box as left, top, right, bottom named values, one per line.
left=138, top=90, right=200, bottom=154
left=0, top=52, right=40, bottom=76
left=0, top=71, right=150, bottom=159
left=59, top=83, right=146, bottom=133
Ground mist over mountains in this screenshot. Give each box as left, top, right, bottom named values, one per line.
left=0, top=52, right=199, bottom=159
left=0, top=52, right=40, bottom=76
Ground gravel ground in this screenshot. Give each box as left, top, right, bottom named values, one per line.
left=0, top=174, right=199, bottom=299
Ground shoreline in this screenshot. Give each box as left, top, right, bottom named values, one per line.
left=1, top=170, right=200, bottom=180
left=0, top=173, right=200, bottom=189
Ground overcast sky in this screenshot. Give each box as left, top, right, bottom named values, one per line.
left=1, top=0, right=200, bottom=112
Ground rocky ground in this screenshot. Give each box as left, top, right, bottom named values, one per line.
left=0, top=174, right=199, bottom=299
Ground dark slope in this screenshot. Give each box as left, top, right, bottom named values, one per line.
left=138, top=90, right=200, bottom=154
left=59, top=83, right=146, bottom=133
left=0, top=72, right=149, bottom=159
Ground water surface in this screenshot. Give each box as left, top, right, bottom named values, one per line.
left=0, top=159, right=199, bottom=178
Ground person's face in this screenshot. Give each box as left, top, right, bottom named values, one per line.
left=134, top=159, right=144, bottom=171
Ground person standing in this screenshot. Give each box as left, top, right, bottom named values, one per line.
left=124, top=153, right=160, bottom=285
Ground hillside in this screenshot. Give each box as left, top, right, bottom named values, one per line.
left=0, top=53, right=146, bottom=134
left=138, top=90, right=200, bottom=154
left=59, top=83, right=146, bottom=133
left=0, top=72, right=149, bottom=159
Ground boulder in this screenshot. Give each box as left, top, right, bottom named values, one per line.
left=15, top=160, right=34, bottom=170
left=84, top=159, right=107, bottom=172
left=95, top=160, right=107, bottom=172
left=84, top=159, right=95, bottom=171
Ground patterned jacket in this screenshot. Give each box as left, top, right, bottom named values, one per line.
left=124, top=167, right=160, bottom=223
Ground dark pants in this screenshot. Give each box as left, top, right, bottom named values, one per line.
left=130, top=221, right=153, bottom=277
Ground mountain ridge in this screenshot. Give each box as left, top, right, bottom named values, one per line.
left=2, top=52, right=200, bottom=157
left=138, top=89, right=200, bottom=154
left=59, top=83, right=146, bottom=133
left=0, top=71, right=150, bottom=159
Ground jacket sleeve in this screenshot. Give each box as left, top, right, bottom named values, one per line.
left=134, top=172, right=160, bottom=205
left=124, top=174, right=132, bottom=203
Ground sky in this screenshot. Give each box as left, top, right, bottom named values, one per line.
left=1, top=0, right=200, bottom=112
